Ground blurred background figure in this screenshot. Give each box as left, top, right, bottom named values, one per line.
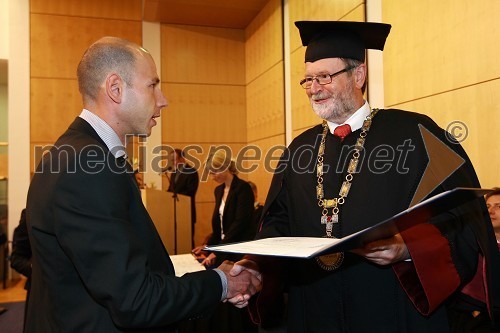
left=167, top=148, right=199, bottom=248
left=486, top=188, right=500, bottom=244
left=10, top=208, right=32, bottom=328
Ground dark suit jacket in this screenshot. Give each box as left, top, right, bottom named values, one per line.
left=26, top=117, right=222, bottom=333
left=206, top=175, right=254, bottom=265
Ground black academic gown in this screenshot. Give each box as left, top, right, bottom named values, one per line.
left=249, top=109, right=500, bottom=332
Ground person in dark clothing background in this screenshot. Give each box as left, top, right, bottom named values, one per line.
left=10, top=208, right=32, bottom=327
left=167, top=148, right=199, bottom=248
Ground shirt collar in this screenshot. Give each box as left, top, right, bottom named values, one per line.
left=79, top=109, right=127, bottom=159
left=326, top=100, right=371, bottom=134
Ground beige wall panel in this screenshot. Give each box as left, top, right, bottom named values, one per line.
left=246, top=135, right=286, bottom=202
left=290, top=48, right=322, bottom=134
left=246, top=62, right=285, bottom=142
left=30, top=0, right=142, bottom=20
left=245, top=0, right=283, bottom=83
left=161, top=24, right=245, bottom=85
left=31, top=14, right=142, bottom=79
left=386, top=80, right=500, bottom=189
left=0, top=155, right=7, bottom=177
left=30, top=78, right=81, bottom=143
left=161, top=83, right=247, bottom=143
left=383, top=0, right=500, bottom=107
left=194, top=202, right=216, bottom=246
left=289, top=0, right=365, bottom=51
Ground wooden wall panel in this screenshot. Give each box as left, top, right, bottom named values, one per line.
left=161, top=83, right=247, bottom=143
left=160, top=22, right=248, bottom=246
left=244, top=135, right=285, bottom=202
left=289, top=1, right=365, bottom=134
left=30, top=2, right=142, bottom=173
left=161, top=24, right=245, bottom=85
left=289, top=0, right=365, bottom=52
left=246, top=62, right=285, bottom=142
left=245, top=0, right=283, bottom=83
left=386, top=80, right=500, bottom=189
left=244, top=0, right=284, bottom=209
left=30, top=0, right=142, bottom=20
left=30, top=78, right=81, bottom=144
left=382, top=0, right=499, bottom=187
left=31, top=14, right=142, bottom=79
left=383, top=0, right=500, bottom=107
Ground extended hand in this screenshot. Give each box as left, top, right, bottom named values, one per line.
left=218, top=259, right=262, bottom=308
left=201, top=253, right=216, bottom=267
left=351, top=233, right=410, bottom=265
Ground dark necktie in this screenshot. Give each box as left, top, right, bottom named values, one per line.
left=333, top=124, right=352, bottom=141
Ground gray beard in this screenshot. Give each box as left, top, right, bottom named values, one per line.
left=310, top=82, right=357, bottom=123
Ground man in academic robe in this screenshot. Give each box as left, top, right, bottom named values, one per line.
left=230, top=21, right=500, bottom=332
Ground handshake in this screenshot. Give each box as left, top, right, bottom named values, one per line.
left=217, top=259, right=262, bottom=308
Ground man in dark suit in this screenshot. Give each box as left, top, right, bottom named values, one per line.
left=25, top=36, right=260, bottom=333
left=167, top=148, right=199, bottom=248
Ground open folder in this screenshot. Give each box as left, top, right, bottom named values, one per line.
left=205, top=187, right=490, bottom=259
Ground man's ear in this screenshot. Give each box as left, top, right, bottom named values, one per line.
left=354, top=64, right=367, bottom=90
left=106, top=73, right=123, bottom=104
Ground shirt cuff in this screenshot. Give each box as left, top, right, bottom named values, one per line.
left=213, top=268, right=228, bottom=301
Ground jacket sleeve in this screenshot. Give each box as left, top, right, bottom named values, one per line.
left=11, top=209, right=32, bottom=279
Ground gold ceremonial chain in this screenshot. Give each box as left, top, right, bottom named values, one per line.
left=315, top=109, right=379, bottom=271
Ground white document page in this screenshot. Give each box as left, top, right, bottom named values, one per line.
left=169, top=253, right=206, bottom=277
left=205, top=237, right=341, bottom=258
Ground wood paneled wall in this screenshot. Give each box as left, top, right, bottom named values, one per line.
left=160, top=24, right=247, bottom=245
left=382, top=0, right=500, bottom=187
left=288, top=0, right=366, bottom=137
left=245, top=0, right=284, bottom=203
left=26, top=0, right=498, bottom=247
left=29, top=0, right=142, bottom=172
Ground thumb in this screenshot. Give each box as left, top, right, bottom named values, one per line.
left=229, top=263, right=245, bottom=277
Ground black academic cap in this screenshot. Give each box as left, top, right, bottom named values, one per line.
left=295, top=21, right=391, bottom=63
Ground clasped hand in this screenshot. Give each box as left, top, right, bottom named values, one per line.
left=217, top=259, right=262, bottom=308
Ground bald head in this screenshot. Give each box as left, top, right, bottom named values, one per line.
left=76, top=37, right=146, bottom=103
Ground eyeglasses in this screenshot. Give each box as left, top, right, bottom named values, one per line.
left=300, top=66, right=356, bottom=89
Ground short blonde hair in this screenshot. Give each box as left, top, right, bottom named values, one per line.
left=205, top=149, right=238, bottom=174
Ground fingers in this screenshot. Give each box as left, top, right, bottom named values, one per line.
left=351, top=234, right=409, bottom=265
left=220, top=260, right=262, bottom=302
left=226, top=293, right=251, bottom=308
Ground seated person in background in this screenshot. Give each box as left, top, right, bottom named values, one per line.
left=486, top=188, right=500, bottom=245
left=447, top=187, right=500, bottom=332
left=248, top=181, right=264, bottom=236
